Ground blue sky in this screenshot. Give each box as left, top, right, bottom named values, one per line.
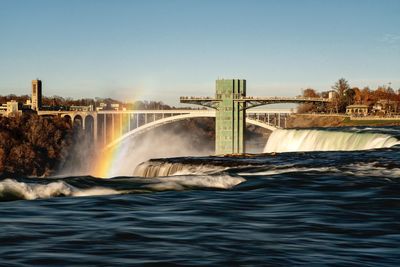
left=0, top=0, right=399, bottom=106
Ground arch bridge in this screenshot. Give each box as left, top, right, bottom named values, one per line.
left=180, top=79, right=330, bottom=154
left=38, top=79, right=330, bottom=154
left=39, top=108, right=293, bottom=150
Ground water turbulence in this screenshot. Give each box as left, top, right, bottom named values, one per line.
left=144, top=175, right=245, bottom=191
left=2, top=127, right=400, bottom=266
left=134, top=159, right=228, bottom=177
left=264, top=129, right=400, bottom=152
left=0, top=178, right=119, bottom=201
left=0, top=174, right=245, bottom=201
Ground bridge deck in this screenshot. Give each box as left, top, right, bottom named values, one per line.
left=180, top=96, right=330, bottom=102
left=38, top=109, right=294, bottom=115
left=180, top=96, right=330, bottom=110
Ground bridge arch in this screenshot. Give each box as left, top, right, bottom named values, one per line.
left=105, top=113, right=277, bottom=149
left=84, top=115, right=95, bottom=137
left=73, top=114, right=83, bottom=129
left=62, top=114, right=72, bottom=125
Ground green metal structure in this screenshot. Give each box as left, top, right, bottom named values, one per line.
left=180, top=79, right=247, bottom=154
left=180, top=79, right=330, bottom=155
left=215, top=79, right=246, bottom=154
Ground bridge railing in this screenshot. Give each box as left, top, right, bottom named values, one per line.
left=180, top=96, right=218, bottom=100
left=239, top=96, right=330, bottom=102
left=180, top=96, right=330, bottom=102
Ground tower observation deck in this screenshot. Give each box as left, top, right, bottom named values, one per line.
left=180, top=79, right=330, bottom=154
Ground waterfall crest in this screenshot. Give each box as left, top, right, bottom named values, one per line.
left=264, top=129, right=400, bottom=153
left=134, top=160, right=227, bottom=177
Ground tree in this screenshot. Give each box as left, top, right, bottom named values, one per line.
left=332, top=78, right=351, bottom=113
left=344, top=88, right=355, bottom=107
left=0, top=114, right=74, bottom=176
left=297, top=88, right=324, bottom=113
left=332, top=78, right=350, bottom=97
left=302, top=88, right=319, bottom=98
left=353, top=87, right=362, bottom=104
left=361, top=87, right=373, bottom=104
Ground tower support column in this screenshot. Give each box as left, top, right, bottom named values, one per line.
left=215, top=79, right=246, bottom=154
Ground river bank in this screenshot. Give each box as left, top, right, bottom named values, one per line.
left=287, top=114, right=400, bottom=128
left=0, top=114, right=76, bottom=177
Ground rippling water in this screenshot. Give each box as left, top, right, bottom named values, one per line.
left=1, top=127, right=400, bottom=266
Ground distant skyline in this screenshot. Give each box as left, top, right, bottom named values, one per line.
left=0, top=0, right=399, bottom=106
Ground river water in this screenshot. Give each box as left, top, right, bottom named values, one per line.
left=1, top=127, right=400, bottom=266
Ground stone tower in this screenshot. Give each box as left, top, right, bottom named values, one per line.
left=31, top=79, right=42, bottom=111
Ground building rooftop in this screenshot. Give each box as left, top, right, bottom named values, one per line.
left=346, top=104, right=368, bottom=108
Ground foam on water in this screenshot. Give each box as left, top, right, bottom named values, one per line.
left=146, top=175, right=246, bottom=191
left=0, top=179, right=119, bottom=201
left=342, top=162, right=400, bottom=178
left=2, top=126, right=400, bottom=265
left=264, top=129, right=400, bottom=152
left=238, top=166, right=337, bottom=176
left=238, top=163, right=400, bottom=179
left=0, top=174, right=245, bottom=201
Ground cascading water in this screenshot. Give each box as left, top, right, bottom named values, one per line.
left=134, top=159, right=229, bottom=177
left=264, top=129, right=400, bottom=153
left=4, top=127, right=400, bottom=266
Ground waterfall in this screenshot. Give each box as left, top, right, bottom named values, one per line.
left=134, top=160, right=227, bottom=177
left=264, top=129, right=400, bottom=153
left=134, top=162, right=186, bottom=177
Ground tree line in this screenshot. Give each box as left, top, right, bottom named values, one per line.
left=0, top=114, right=75, bottom=176
left=298, top=78, right=400, bottom=114
left=0, top=94, right=185, bottom=110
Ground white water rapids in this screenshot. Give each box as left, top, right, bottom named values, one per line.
left=0, top=179, right=119, bottom=200
left=132, top=129, right=400, bottom=177
left=264, top=129, right=400, bottom=153
left=0, top=175, right=245, bottom=201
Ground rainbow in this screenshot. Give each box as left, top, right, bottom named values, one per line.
left=90, top=89, right=145, bottom=178
left=91, top=113, right=134, bottom=178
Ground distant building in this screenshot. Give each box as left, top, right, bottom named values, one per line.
left=0, top=101, right=22, bottom=117
left=328, top=91, right=336, bottom=100
left=110, top=103, right=120, bottom=110
left=7, top=100, right=19, bottom=116
left=25, top=99, right=32, bottom=109
left=31, top=79, right=42, bottom=111
left=70, top=105, right=94, bottom=112
left=97, top=102, right=121, bottom=111
left=346, top=104, right=368, bottom=116
left=0, top=103, right=6, bottom=115
left=372, top=100, right=397, bottom=115
left=96, top=102, right=107, bottom=111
